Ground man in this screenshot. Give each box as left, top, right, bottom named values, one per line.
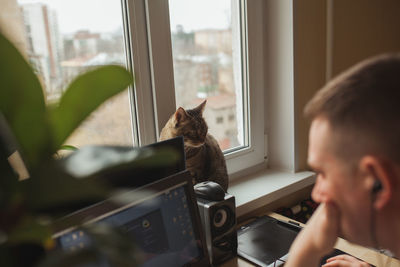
left=286, top=54, right=400, bottom=267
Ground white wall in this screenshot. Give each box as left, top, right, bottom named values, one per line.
left=264, top=0, right=296, bottom=172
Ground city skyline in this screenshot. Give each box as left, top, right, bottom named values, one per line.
left=17, top=0, right=232, bottom=35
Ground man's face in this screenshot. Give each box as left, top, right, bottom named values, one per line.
left=308, top=117, right=372, bottom=245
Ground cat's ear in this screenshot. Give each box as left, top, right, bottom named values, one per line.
left=194, top=100, right=207, bottom=115
left=174, top=107, right=188, bottom=127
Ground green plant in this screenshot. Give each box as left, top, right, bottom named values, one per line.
left=0, top=33, right=178, bottom=266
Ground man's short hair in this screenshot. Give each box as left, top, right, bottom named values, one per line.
left=304, top=54, right=400, bottom=164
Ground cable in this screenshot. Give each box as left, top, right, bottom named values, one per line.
left=370, top=192, right=385, bottom=267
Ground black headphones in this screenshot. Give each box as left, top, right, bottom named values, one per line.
left=370, top=179, right=382, bottom=249
left=372, top=180, right=383, bottom=195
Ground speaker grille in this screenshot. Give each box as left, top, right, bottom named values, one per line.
left=211, top=205, right=235, bottom=237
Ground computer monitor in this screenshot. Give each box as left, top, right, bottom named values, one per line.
left=52, top=170, right=210, bottom=267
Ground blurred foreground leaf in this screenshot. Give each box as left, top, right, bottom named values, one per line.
left=59, top=145, right=78, bottom=152
left=40, top=223, right=142, bottom=267
left=20, top=163, right=108, bottom=215
left=63, top=146, right=181, bottom=189
left=49, top=65, right=133, bottom=152
left=0, top=34, right=50, bottom=167
left=7, top=216, right=52, bottom=245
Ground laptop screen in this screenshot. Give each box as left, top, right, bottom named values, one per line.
left=52, top=171, right=209, bottom=267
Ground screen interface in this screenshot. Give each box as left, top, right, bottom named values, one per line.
left=56, top=183, right=203, bottom=266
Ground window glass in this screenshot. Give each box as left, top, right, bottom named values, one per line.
left=6, top=0, right=133, bottom=147
left=168, top=0, right=246, bottom=151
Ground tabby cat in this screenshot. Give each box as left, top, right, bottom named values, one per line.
left=159, top=100, right=229, bottom=191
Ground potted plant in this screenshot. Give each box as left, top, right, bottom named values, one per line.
left=0, top=33, right=178, bottom=266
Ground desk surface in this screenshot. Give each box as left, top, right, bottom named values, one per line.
left=220, top=213, right=400, bottom=267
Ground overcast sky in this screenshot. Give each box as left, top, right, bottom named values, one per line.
left=17, top=0, right=231, bottom=34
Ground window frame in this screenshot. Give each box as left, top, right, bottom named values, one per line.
left=125, top=0, right=266, bottom=176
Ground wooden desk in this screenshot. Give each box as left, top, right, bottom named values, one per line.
left=220, top=213, right=400, bottom=267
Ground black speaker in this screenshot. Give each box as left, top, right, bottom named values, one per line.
left=196, top=193, right=237, bottom=265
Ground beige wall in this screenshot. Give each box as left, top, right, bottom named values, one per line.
left=285, top=0, right=400, bottom=171
left=331, top=0, right=400, bottom=77
left=293, top=0, right=327, bottom=171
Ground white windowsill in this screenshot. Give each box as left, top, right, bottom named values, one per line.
left=228, top=169, right=316, bottom=217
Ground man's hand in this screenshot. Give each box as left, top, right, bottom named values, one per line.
left=285, top=202, right=341, bottom=267
left=323, top=255, right=370, bottom=266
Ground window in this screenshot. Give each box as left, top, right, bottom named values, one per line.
left=3, top=0, right=134, bottom=148
left=142, top=0, right=265, bottom=174
left=2, top=0, right=265, bottom=176
left=168, top=0, right=244, bottom=151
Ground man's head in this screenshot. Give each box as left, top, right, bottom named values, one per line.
left=305, top=54, right=400, bottom=247
left=305, top=54, right=400, bottom=166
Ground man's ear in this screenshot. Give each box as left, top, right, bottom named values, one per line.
left=359, top=156, right=393, bottom=210
left=174, top=107, right=188, bottom=127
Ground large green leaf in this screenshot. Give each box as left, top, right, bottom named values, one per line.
left=61, top=145, right=181, bottom=189
left=49, top=66, right=133, bottom=151
left=7, top=216, right=52, bottom=245
left=0, top=33, right=50, bottom=167
left=21, top=162, right=108, bottom=215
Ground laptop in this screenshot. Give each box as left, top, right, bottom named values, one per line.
left=52, top=170, right=210, bottom=267
left=237, top=215, right=366, bottom=267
